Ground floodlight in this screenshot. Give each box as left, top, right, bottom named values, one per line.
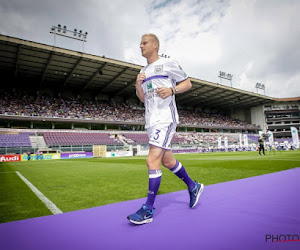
left=50, top=25, right=88, bottom=51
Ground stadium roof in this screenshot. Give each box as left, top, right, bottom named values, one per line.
left=272, top=97, right=300, bottom=102
left=0, top=34, right=273, bottom=110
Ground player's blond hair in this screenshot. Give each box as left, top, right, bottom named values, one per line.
left=142, top=33, right=160, bottom=51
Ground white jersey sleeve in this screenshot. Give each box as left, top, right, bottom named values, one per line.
left=168, top=60, right=188, bottom=83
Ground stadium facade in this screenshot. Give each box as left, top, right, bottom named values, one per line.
left=0, top=34, right=299, bottom=138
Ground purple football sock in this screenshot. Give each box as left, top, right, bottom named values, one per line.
left=170, top=160, right=195, bottom=191
left=145, top=169, right=162, bottom=211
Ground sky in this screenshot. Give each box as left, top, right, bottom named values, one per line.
left=0, top=0, right=299, bottom=98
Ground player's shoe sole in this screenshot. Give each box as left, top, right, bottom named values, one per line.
left=128, top=218, right=153, bottom=225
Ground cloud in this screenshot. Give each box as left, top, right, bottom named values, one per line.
left=0, top=0, right=299, bottom=98
left=211, top=0, right=300, bottom=97
left=0, top=0, right=151, bottom=59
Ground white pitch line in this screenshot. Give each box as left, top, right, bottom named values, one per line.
left=16, top=171, right=63, bottom=215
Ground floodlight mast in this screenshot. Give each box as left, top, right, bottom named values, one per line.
left=218, top=71, right=233, bottom=87
left=159, top=54, right=170, bottom=58
left=50, top=25, right=88, bottom=52
left=255, top=82, right=266, bottom=95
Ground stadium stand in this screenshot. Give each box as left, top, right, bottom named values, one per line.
left=121, top=133, right=149, bottom=145
left=0, top=92, right=144, bottom=122
left=0, top=132, right=32, bottom=147
left=0, top=92, right=260, bottom=130
left=0, top=128, right=296, bottom=156
left=42, top=132, right=122, bottom=146
left=38, top=131, right=239, bottom=147
left=0, top=90, right=263, bottom=153
left=0, top=34, right=298, bottom=156
left=174, top=132, right=238, bottom=145
left=178, top=110, right=257, bottom=129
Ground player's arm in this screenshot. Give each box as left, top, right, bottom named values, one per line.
left=173, top=78, right=192, bottom=94
left=157, top=78, right=192, bottom=99
left=136, top=73, right=146, bottom=103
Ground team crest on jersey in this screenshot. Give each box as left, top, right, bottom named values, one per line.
left=147, top=81, right=153, bottom=90
left=155, top=65, right=163, bottom=74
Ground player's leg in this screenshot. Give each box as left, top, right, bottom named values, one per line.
left=127, top=145, right=164, bottom=225
left=162, top=150, right=195, bottom=190
left=162, top=148, right=204, bottom=208
left=128, top=123, right=172, bottom=225
left=145, top=145, right=165, bottom=210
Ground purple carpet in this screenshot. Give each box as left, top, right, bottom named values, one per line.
left=1, top=168, right=300, bottom=250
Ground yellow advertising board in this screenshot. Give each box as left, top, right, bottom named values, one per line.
left=21, top=153, right=61, bottom=161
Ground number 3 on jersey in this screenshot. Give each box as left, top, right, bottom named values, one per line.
left=154, top=129, right=161, bottom=140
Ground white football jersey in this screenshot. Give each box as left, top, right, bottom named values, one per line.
left=140, top=58, right=188, bottom=128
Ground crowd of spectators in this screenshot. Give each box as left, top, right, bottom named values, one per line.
left=179, top=110, right=257, bottom=128
left=0, top=92, right=259, bottom=129
left=0, top=93, right=144, bottom=122
left=175, top=132, right=238, bottom=145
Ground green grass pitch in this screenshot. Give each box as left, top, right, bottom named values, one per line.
left=1, top=150, right=299, bottom=223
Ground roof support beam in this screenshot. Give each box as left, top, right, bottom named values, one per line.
left=178, top=87, right=222, bottom=105
left=201, top=92, right=240, bottom=106
left=176, top=85, right=205, bottom=101
left=14, top=45, right=21, bottom=77
left=113, top=79, right=136, bottom=97
left=81, top=63, right=107, bottom=91
left=63, top=57, right=83, bottom=87
left=178, top=95, right=202, bottom=105
left=40, top=51, right=54, bottom=86
left=220, top=99, right=261, bottom=109
left=98, top=67, right=128, bottom=93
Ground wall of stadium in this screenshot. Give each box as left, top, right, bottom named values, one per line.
left=230, top=109, right=246, bottom=122
left=264, top=99, right=300, bottom=138
left=230, top=108, right=253, bottom=124
left=251, top=105, right=266, bottom=131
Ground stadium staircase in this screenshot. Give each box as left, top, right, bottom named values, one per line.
left=115, top=134, right=128, bottom=146
left=29, top=135, right=50, bottom=151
